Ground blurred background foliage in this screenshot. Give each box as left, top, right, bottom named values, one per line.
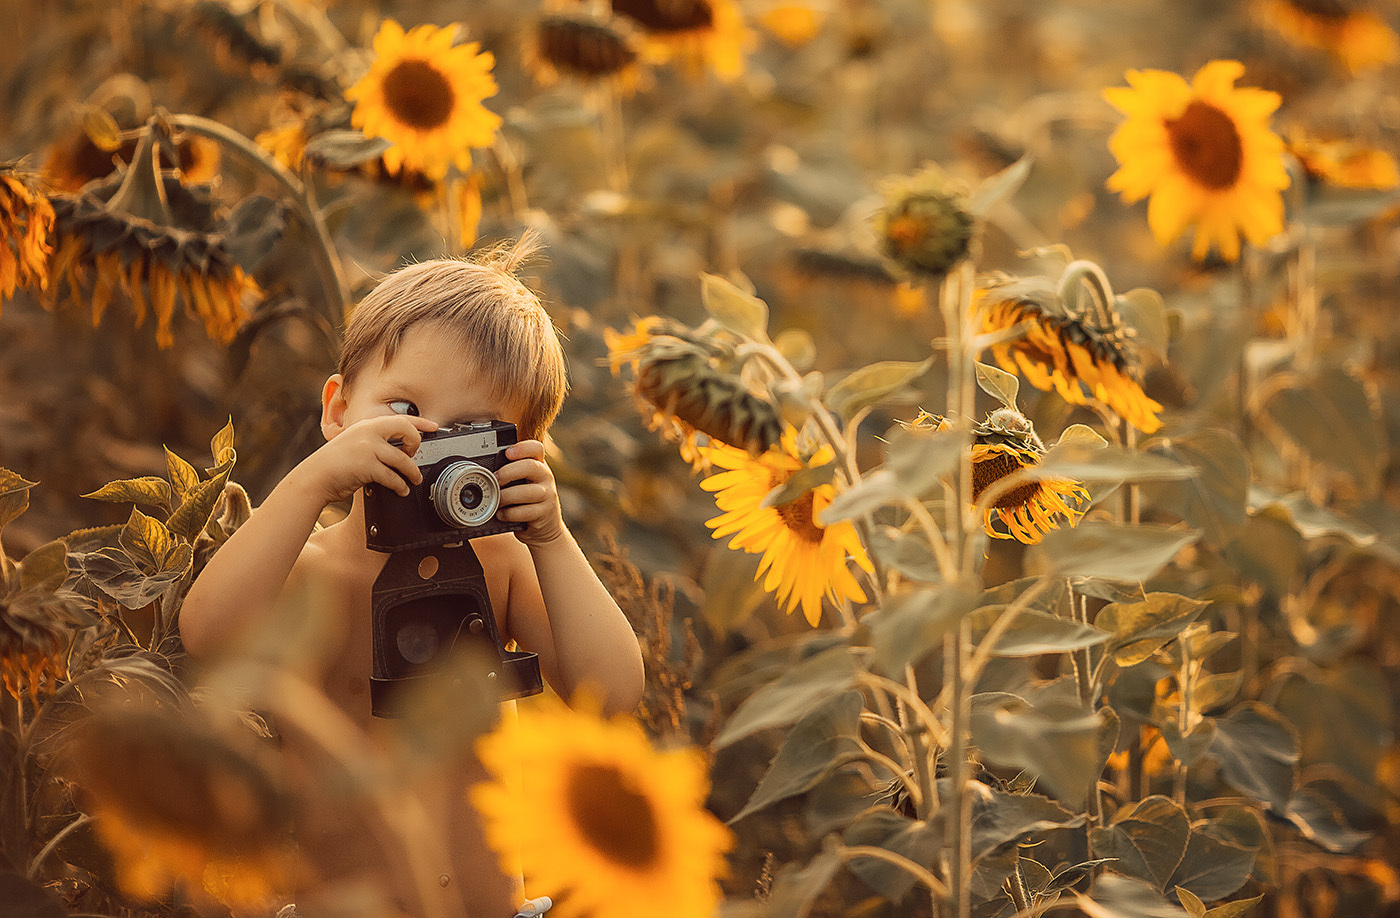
left=2, top=0, right=1400, bottom=917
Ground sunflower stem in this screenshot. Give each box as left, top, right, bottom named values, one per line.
left=1057, top=259, right=1116, bottom=330
left=27, top=813, right=91, bottom=880
left=1068, top=585, right=1103, bottom=828
left=165, top=112, right=350, bottom=326
left=838, top=845, right=951, bottom=898
left=905, top=663, right=937, bottom=824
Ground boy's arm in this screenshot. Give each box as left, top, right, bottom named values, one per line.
left=180, top=413, right=438, bottom=659
left=496, top=441, right=644, bottom=716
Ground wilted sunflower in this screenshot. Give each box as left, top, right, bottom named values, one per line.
left=45, top=128, right=257, bottom=348
left=1254, top=0, right=1399, bottom=72
left=1286, top=129, right=1400, bottom=189
left=0, top=584, right=86, bottom=702
left=700, top=429, right=873, bottom=626
left=606, top=317, right=784, bottom=461
left=611, top=0, right=751, bottom=81
left=64, top=705, right=295, bottom=911
left=43, top=122, right=221, bottom=194
left=911, top=409, right=1090, bottom=544
left=976, top=276, right=1163, bottom=433
left=346, top=19, right=502, bottom=181
left=473, top=696, right=732, bottom=918
left=1104, top=60, right=1290, bottom=262
left=530, top=12, right=643, bottom=90
left=873, top=165, right=975, bottom=280
left=1, top=166, right=54, bottom=309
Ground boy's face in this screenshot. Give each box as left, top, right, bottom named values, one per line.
left=321, top=321, right=523, bottom=438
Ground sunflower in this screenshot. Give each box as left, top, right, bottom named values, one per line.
left=472, top=696, right=732, bottom=918
left=1104, top=60, right=1290, bottom=262
left=611, top=0, right=752, bottom=81
left=759, top=2, right=827, bottom=48
left=606, top=317, right=784, bottom=461
left=1254, top=0, right=1399, bottom=72
left=45, top=127, right=257, bottom=347
left=700, top=430, right=872, bottom=626
left=346, top=19, right=502, bottom=181
left=63, top=705, right=295, bottom=912
left=976, top=276, right=1163, bottom=433
left=0, top=167, right=54, bottom=310
left=43, top=122, right=221, bottom=195
left=873, top=165, right=975, bottom=280
left=1286, top=129, right=1400, bottom=189
left=530, top=11, right=643, bottom=91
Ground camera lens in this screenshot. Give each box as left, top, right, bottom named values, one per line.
left=430, top=461, right=500, bottom=527
left=395, top=620, right=441, bottom=665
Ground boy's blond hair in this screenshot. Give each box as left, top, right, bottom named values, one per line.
left=338, top=232, right=567, bottom=441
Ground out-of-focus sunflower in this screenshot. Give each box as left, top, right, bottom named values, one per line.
left=0, top=167, right=54, bottom=309
left=254, top=121, right=309, bottom=172
left=910, top=409, right=1090, bottom=544
left=606, top=317, right=784, bottom=462
left=873, top=165, right=975, bottom=280
left=346, top=19, right=502, bottom=181
left=1286, top=129, right=1400, bottom=189
left=1104, top=60, right=1290, bottom=262
left=0, top=533, right=89, bottom=703
left=530, top=11, right=644, bottom=91
left=43, top=122, right=221, bottom=194
left=976, top=276, right=1163, bottom=433
left=1253, top=0, right=1399, bottom=72
left=759, top=2, right=827, bottom=48
left=473, top=696, right=732, bottom=918
left=64, top=705, right=295, bottom=912
left=700, top=429, right=873, bottom=626
left=611, top=0, right=752, bottom=81
left=45, top=127, right=257, bottom=348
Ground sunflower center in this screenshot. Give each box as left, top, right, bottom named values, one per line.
left=1164, top=101, right=1243, bottom=191
left=381, top=59, right=456, bottom=131
left=612, top=0, right=714, bottom=33
left=972, top=451, right=1043, bottom=510
left=769, top=473, right=825, bottom=544
left=1283, top=0, right=1350, bottom=19
left=564, top=763, right=660, bottom=869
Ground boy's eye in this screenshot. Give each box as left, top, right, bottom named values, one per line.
left=388, top=399, right=419, bottom=416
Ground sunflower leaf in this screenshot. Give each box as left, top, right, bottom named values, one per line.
left=1096, top=592, right=1211, bottom=666
left=761, top=461, right=836, bottom=508
left=1167, top=830, right=1256, bottom=902
left=713, top=644, right=861, bottom=749
left=730, top=690, right=864, bottom=823
left=766, top=837, right=843, bottom=918
left=1090, top=795, right=1191, bottom=891
left=868, top=584, right=978, bottom=675
left=976, top=360, right=1020, bottom=408
left=0, top=468, right=37, bottom=532
left=303, top=129, right=393, bottom=168
left=81, top=476, right=174, bottom=513
left=827, top=359, right=933, bottom=419
left=1205, top=702, right=1298, bottom=813
left=700, top=271, right=769, bottom=341
left=1116, top=287, right=1171, bottom=362
left=1036, top=522, right=1198, bottom=582
left=967, top=155, right=1033, bottom=217
left=844, top=808, right=940, bottom=902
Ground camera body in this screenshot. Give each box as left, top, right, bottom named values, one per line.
left=364, top=419, right=525, bottom=552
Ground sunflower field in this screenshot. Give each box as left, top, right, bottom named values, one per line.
left=3, top=1, right=1400, bottom=917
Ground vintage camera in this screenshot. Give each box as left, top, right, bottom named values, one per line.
left=364, top=419, right=525, bottom=552
left=363, top=419, right=541, bottom=717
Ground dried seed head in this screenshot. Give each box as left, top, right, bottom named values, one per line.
left=874, top=167, right=974, bottom=279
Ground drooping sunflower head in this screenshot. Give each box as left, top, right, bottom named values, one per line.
left=63, top=704, right=296, bottom=910
left=968, top=408, right=1090, bottom=544
left=530, top=11, right=643, bottom=90
left=606, top=317, right=784, bottom=460
left=1253, top=0, right=1399, bottom=72
left=975, top=275, right=1163, bottom=433
left=700, top=429, right=873, bottom=626
left=0, top=166, right=55, bottom=309
left=0, top=583, right=86, bottom=702
left=612, top=0, right=752, bottom=81
left=473, top=696, right=732, bottom=918
left=1104, top=60, right=1290, bottom=262
left=1285, top=129, right=1400, bottom=190
left=45, top=127, right=258, bottom=348
left=346, top=19, right=503, bottom=181
left=873, top=165, right=975, bottom=280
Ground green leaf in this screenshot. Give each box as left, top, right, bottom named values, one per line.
left=844, top=808, right=940, bottom=902
left=700, top=271, right=769, bottom=340
left=713, top=644, right=861, bottom=749
left=165, top=446, right=200, bottom=503
left=868, top=585, right=978, bottom=675
left=762, top=461, right=837, bottom=509
left=1191, top=672, right=1241, bottom=713
left=883, top=423, right=966, bottom=499
left=302, top=129, right=393, bottom=168
left=970, top=690, right=1101, bottom=804
left=1077, top=874, right=1188, bottom=918
left=868, top=526, right=943, bottom=583
left=0, top=468, right=37, bottom=532
left=1247, top=486, right=1377, bottom=546
left=73, top=544, right=192, bottom=609
left=1176, top=886, right=1208, bottom=918
left=968, top=785, right=1085, bottom=858
left=1096, top=593, right=1211, bottom=666
left=700, top=545, right=769, bottom=635
left=766, top=837, right=843, bottom=918
left=1272, top=661, right=1391, bottom=783
left=119, top=508, right=176, bottom=573
left=731, top=691, right=865, bottom=823
left=827, top=359, right=932, bottom=419
left=1090, top=795, right=1191, bottom=891
left=1159, top=720, right=1216, bottom=768
left=1039, top=441, right=1194, bottom=484
left=208, top=417, right=237, bottom=475
left=819, top=469, right=903, bottom=524
left=18, top=540, right=69, bottom=592
left=1226, top=509, right=1302, bottom=595
left=1258, top=368, right=1384, bottom=495
left=1206, top=702, right=1298, bottom=812
left=1167, top=831, right=1255, bottom=902
left=976, top=361, right=1020, bottom=409
left=1116, top=288, right=1171, bottom=362
left=167, top=477, right=224, bottom=542
left=1284, top=783, right=1371, bottom=853
left=1144, top=431, right=1249, bottom=548
left=1205, top=896, right=1263, bottom=918
left=1043, top=858, right=1118, bottom=897
left=1037, top=523, right=1198, bottom=583
left=968, top=607, right=1112, bottom=656
left=80, top=476, right=174, bottom=513
left=967, top=155, right=1032, bottom=216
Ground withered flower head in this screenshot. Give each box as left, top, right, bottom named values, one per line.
left=1253, top=0, right=1399, bottom=72
left=612, top=0, right=715, bottom=33
left=45, top=125, right=257, bottom=348
left=64, top=703, right=295, bottom=910
left=1, top=585, right=88, bottom=703
left=874, top=166, right=974, bottom=280
left=43, top=118, right=221, bottom=195
left=606, top=317, right=783, bottom=461
left=1286, top=129, right=1400, bottom=190
left=532, top=12, right=642, bottom=89
left=611, top=0, right=750, bottom=81
left=976, top=275, right=1163, bottom=434
left=0, top=166, right=55, bottom=310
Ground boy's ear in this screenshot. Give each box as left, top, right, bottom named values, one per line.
left=321, top=374, right=348, bottom=440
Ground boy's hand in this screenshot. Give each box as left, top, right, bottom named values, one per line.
left=300, top=415, right=440, bottom=505
left=497, top=440, right=565, bottom=545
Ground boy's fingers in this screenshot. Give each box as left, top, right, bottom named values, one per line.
left=380, top=444, right=423, bottom=485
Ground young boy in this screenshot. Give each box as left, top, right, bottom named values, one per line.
left=179, top=234, right=645, bottom=917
